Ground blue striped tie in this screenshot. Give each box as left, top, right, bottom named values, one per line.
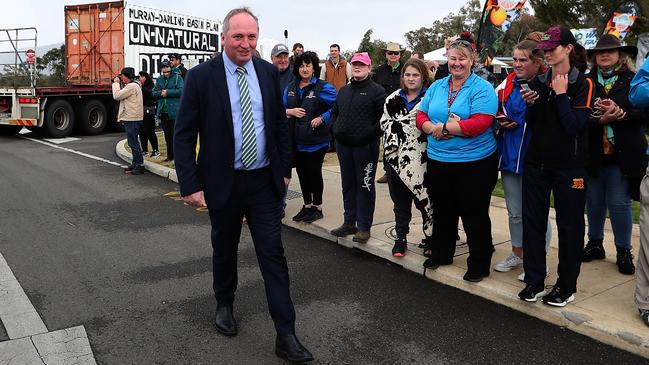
left=236, top=66, right=257, bottom=168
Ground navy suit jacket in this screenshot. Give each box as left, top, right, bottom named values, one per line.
left=174, top=55, right=292, bottom=210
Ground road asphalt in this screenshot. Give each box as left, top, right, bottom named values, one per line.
left=0, top=132, right=646, bottom=364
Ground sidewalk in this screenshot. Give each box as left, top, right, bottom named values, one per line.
left=117, top=140, right=649, bottom=358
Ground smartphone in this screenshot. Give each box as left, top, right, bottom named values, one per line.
left=447, top=112, right=460, bottom=123
left=519, top=79, right=532, bottom=92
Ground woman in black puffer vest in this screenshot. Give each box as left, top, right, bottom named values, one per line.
left=329, top=52, right=387, bottom=243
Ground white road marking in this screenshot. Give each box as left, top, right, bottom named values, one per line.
left=0, top=253, right=47, bottom=339
left=21, top=136, right=128, bottom=168
left=0, top=253, right=97, bottom=363
left=42, top=137, right=81, bottom=144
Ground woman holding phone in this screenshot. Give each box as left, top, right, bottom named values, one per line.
left=493, top=33, right=552, bottom=280
left=416, top=36, right=498, bottom=282
left=518, top=26, right=593, bottom=307
left=583, top=35, right=645, bottom=275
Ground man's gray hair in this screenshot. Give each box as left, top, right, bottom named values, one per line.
left=222, top=7, right=259, bottom=35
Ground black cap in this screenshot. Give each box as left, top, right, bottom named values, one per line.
left=168, top=53, right=182, bottom=60
left=160, top=60, right=171, bottom=68
left=120, top=67, right=135, bottom=79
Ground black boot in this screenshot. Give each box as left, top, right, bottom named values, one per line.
left=616, top=247, right=635, bottom=275
left=582, top=239, right=605, bottom=262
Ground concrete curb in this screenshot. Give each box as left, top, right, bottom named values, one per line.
left=115, top=139, right=178, bottom=183
left=117, top=139, right=649, bottom=359
left=282, top=219, right=649, bottom=358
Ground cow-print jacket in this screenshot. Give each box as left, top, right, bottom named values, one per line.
left=380, top=89, right=433, bottom=238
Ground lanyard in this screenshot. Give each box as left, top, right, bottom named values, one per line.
left=447, top=77, right=466, bottom=114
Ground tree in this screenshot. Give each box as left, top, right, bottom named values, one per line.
left=404, top=0, right=482, bottom=53
left=36, top=45, right=66, bottom=86
left=529, top=0, right=649, bottom=41
left=498, top=14, right=548, bottom=56
left=529, top=0, right=619, bottom=29
left=356, top=29, right=388, bottom=66
left=405, top=27, right=437, bottom=54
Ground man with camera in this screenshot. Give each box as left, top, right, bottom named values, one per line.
left=112, top=67, right=144, bottom=175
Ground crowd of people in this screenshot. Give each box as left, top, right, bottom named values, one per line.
left=264, top=25, right=649, bottom=324
left=111, top=54, right=186, bottom=175
left=114, top=18, right=649, bottom=342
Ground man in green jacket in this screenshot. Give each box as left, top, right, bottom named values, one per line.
left=153, top=61, right=184, bottom=162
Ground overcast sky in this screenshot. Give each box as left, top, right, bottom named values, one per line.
left=5, top=0, right=473, bottom=56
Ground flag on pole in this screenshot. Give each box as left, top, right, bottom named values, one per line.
left=602, top=0, right=642, bottom=41
left=476, top=0, right=527, bottom=64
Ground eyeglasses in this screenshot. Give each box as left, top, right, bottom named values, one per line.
left=387, top=51, right=400, bottom=56
left=161, top=71, right=171, bottom=74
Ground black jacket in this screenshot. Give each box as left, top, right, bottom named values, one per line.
left=372, top=62, right=402, bottom=95
left=142, top=84, right=155, bottom=107
left=586, top=67, right=648, bottom=199
left=177, top=64, right=188, bottom=80
left=525, top=67, right=594, bottom=169
left=331, top=77, right=387, bottom=146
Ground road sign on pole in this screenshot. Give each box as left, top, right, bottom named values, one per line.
left=26, top=49, right=36, bottom=64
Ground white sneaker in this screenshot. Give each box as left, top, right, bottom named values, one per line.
left=494, top=253, right=523, bottom=272
left=518, top=266, right=550, bottom=282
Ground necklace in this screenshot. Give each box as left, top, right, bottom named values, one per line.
left=447, top=76, right=467, bottom=113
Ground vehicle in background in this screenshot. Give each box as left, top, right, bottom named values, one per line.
left=0, top=1, right=220, bottom=137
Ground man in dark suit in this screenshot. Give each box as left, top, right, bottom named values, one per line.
left=174, top=8, right=313, bottom=363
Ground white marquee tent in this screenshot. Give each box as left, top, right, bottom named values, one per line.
left=424, top=47, right=510, bottom=73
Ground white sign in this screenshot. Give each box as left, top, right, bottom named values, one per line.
left=571, top=28, right=598, bottom=50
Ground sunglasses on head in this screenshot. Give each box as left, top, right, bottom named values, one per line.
left=387, top=51, right=400, bottom=56
left=449, top=39, right=473, bottom=48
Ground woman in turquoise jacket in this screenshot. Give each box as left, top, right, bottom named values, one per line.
left=153, top=62, right=184, bottom=161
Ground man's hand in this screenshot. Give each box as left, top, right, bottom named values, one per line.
left=113, top=77, right=120, bottom=84
left=284, top=177, right=290, bottom=186
left=161, top=89, right=168, bottom=98
left=182, top=190, right=207, bottom=207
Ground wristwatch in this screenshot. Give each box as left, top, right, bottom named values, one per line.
left=442, top=122, right=450, bottom=136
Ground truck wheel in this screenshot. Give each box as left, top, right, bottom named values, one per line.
left=0, top=125, right=22, bottom=136
left=77, top=100, right=107, bottom=135
left=106, top=101, right=124, bottom=132
left=44, top=99, right=75, bottom=138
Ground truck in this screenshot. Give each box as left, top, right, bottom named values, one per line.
left=0, top=1, right=220, bottom=137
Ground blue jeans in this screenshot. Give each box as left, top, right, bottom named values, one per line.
left=501, top=171, right=552, bottom=250
left=124, top=121, right=143, bottom=167
left=586, top=164, right=632, bottom=249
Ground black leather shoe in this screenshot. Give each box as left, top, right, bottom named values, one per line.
left=275, top=334, right=314, bottom=363
left=214, top=304, right=237, bottom=336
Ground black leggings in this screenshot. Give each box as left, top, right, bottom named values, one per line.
left=295, top=147, right=328, bottom=205
left=139, top=115, right=158, bottom=152
left=161, top=113, right=174, bottom=160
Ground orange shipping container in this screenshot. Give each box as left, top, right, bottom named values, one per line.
left=65, top=1, right=220, bottom=86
